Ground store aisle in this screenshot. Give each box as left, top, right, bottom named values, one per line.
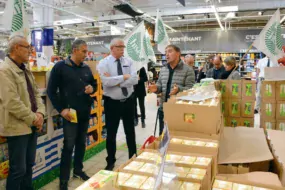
left=41, top=94, right=158, bottom=190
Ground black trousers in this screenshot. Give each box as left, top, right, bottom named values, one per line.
left=158, top=107, right=164, bottom=136
left=6, top=130, right=37, bottom=190
left=104, top=95, right=137, bottom=165
left=60, top=118, right=89, bottom=181
left=134, top=96, right=146, bottom=122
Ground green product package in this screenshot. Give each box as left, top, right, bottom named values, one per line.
left=232, top=84, right=239, bottom=96
left=265, top=84, right=273, bottom=97
left=221, top=83, right=226, bottom=96
left=231, top=119, right=238, bottom=127
left=232, top=102, right=238, bottom=114
left=265, top=122, right=273, bottom=130
left=243, top=121, right=251, bottom=127
left=245, top=84, right=253, bottom=97
left=279, top=123, right=285, bottom=131
left=245, top=103, right=252, bottom=115
left=266, top=104, right=272, bottom=116
left=280, top=104, right=285, bottom=116
left=221, top=102, right=225, bottom=114
left=280, top=85, right=285, bottom=98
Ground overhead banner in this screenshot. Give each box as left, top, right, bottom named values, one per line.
left=60, top=29, right=285, bottom=54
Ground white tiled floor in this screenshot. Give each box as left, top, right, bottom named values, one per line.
left=41, top=93, right=261, bottom=190
left=41, top=94, right=159, bottom=190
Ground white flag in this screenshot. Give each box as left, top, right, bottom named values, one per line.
left=124, top=21, right=148, bottom=71
left=154, top=10, right=170, bottom=54
left=143, top=30, right=157, bottom=64
left=253, top=9, right=285, bottom=64
left=9, top=0, right=30, bottom=40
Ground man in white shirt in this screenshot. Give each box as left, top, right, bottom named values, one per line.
left=255, top=56, right=279, bottom=113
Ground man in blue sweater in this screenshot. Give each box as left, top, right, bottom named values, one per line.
left=47, top=39, right=97, bottom=190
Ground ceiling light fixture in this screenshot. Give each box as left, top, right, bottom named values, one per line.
left=281, top=16, right=285, bottom=24
left=258, top=11, right=263, bottom=16
left=212, top=5, right=224, bottom=31
left=178, top=15, right=185, bottom=20
left=125, top=23, right=134, bottom=28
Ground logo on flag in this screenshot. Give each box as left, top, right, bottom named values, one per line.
left=127, top=32, right=144, bottom=62
left=265, top=22, right=283, bottom=56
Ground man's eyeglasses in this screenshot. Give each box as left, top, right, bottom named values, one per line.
left=18, top=44, right=32, bottom=51
left=114, top=45, right=126, bottom=49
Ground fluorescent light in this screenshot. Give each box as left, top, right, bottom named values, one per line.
left=224, top=12, right=237, bottom=20
left=212, top=5, right=224, bottom=31
left=0, top=11, right=4, bottom=14
left=125, top=23, right=134, bottom=28
left=281, top=16, right=285, bottom=24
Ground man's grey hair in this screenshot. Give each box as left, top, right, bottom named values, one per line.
left=185, top=54, right=194, bottom=59
left=72, top=39, right=87, bottom=50
left=7, top=35, right=26, bottom=54
left=110, top=38, right=124, bottom=48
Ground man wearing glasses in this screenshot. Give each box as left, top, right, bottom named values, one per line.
left=47, top=39, right=97, bottom=190
left=97, top=38, right=138, bottom=171
left=0, top=35, right=45, bottom=190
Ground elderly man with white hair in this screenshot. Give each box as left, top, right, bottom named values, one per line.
left=0, top=35, right=45, bottom=190
left=97, top=38, right=138, bottom=171
left=184, top=54, right=198, bottom=81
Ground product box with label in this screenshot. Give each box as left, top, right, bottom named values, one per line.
left=239, top=118, right=254, bottom=128
left=228, top=99, right=241, bottom=118
left=226, top=117, right=241, bottom=128
left=218, top=127, right=273, bottom=175
left=163, top=97, right=222, bottom=135
left=229, top=80, right=242, bottom=98
left=242, top=80, right=256, bottom=99
left=276, top=81, right=285, bottom=101
left=261, top=81, right=276, bottom=99
left=220, top=80, right=229, bottom=98
left=261, top=119, right=276, bottom=130
left=276, top=101, right=285, bottom=120
left=241, top=99, right=255, bottom=118
left=261, top=99, right=276, bottom=119
left=276, top=120, right=285, bottom=131
left=221, top=99, right=229, bottom=117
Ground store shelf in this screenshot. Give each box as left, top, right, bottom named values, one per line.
left=88, top=125, right=99, bottom=133
left=86, top=141, right=100, bottom=150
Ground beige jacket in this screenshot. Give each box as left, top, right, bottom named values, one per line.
left=0, top=57, right=45, bottom=136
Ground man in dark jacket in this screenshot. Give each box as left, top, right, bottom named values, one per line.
left=47, top=39, right=97, bottom=190
left=206, top=55, right=225, bottom=80
left=134, top=67, right=148, bottom=128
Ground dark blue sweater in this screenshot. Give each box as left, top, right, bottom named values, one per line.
left=47, top=58, right=97, bottom=120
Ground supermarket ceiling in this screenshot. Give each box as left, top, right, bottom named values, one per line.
left=0, top=0, right=285, bottom=38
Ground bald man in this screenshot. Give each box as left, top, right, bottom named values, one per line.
left=0, top=35, right=45, bottom=190
left=206, top=55, right=225, bottom=79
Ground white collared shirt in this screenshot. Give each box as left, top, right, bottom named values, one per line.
left=256, top=57, right=279, bottom=78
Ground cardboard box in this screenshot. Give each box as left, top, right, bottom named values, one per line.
left=242, top=80, right=256, bottom=99
left=261, top=119, right=276, bottom=130
left=220, top=80, right=229, bottom=98
left=261, top=81, right=276, bottom=100
left=221, top=99, right=229, bottom=117
left=276, top=101, right=285, bottom=120
left=266, top=130, right=285, bottom=186
left=276, top=81, right=285, bottom=101
left=239, top=118, right=254, bottom=128
left=226, top=118, right=241, bottom=128
left=261, top=99, right=276, bottom=119
left=276, top=120, right=285, bottom=131
left=214, top=173, right=283, bottom=189
left=163, top=97, right=222, bottom=135
left=218, top=127, right=273, bottom=174
left=229, top=80, right=242, bottom=98
left=228, top=99, right=241, bottom=118
left=241, top=99, right=255, bottom=118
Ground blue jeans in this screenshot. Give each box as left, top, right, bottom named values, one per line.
left=6, top=130, right=38, bottom=190
left=60, top=119, right=89, bottom=181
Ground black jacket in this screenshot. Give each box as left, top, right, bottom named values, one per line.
left=134, top=67, right=148, bottom=97
left=47, top=57, right=97, bottom=120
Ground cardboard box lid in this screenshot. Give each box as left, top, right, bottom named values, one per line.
left=265, top=67, right=285, bottom=81
left=266, top=130, right=285, bottom=164
left=218, top=127, right=273, bottom=164
left=216, top=172, right=283, bottom=188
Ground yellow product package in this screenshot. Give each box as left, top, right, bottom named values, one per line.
left=123, top=175, right=148, bottom=188
left=205, top=142, right=218, bottom=148
left=233, top=183, right=253, bottom=190
left=171, top=138, right=183, bottom=144
left=182, top=140, right=195, bottom=145
left=140, top=177, right=155, bottom=190
left=175, top=167, right=191, bottom=177
left=116, top=172, right=132, bottom=186
left=189, top=168, right=207, bottom=176
left=180, top=182, right=201, bottom=190
left=137, top=152, right=157, bottom=160
left=138, top=163, right=158, bottom=174
left=186, top=174, right=204, bottom=180
left=192, top=141, right=206, bottom=147
left=178, top=156, right=196, bottom=165
left=194, top=157, right=212, bottom=166
left=70, top=108, right=78, bottom=123
left=166, top=154, right=182, bottom=163
left=213, top=180, right=233, bottom=190
left=124, top=161, right=145, bottom=171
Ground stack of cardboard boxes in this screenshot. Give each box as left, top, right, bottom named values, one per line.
left=260, top=81, right=285, bottom=131
left=220, top=80, right=256, bottom=128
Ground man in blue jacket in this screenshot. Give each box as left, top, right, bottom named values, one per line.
left=47, top=39, right=97, bottom=190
